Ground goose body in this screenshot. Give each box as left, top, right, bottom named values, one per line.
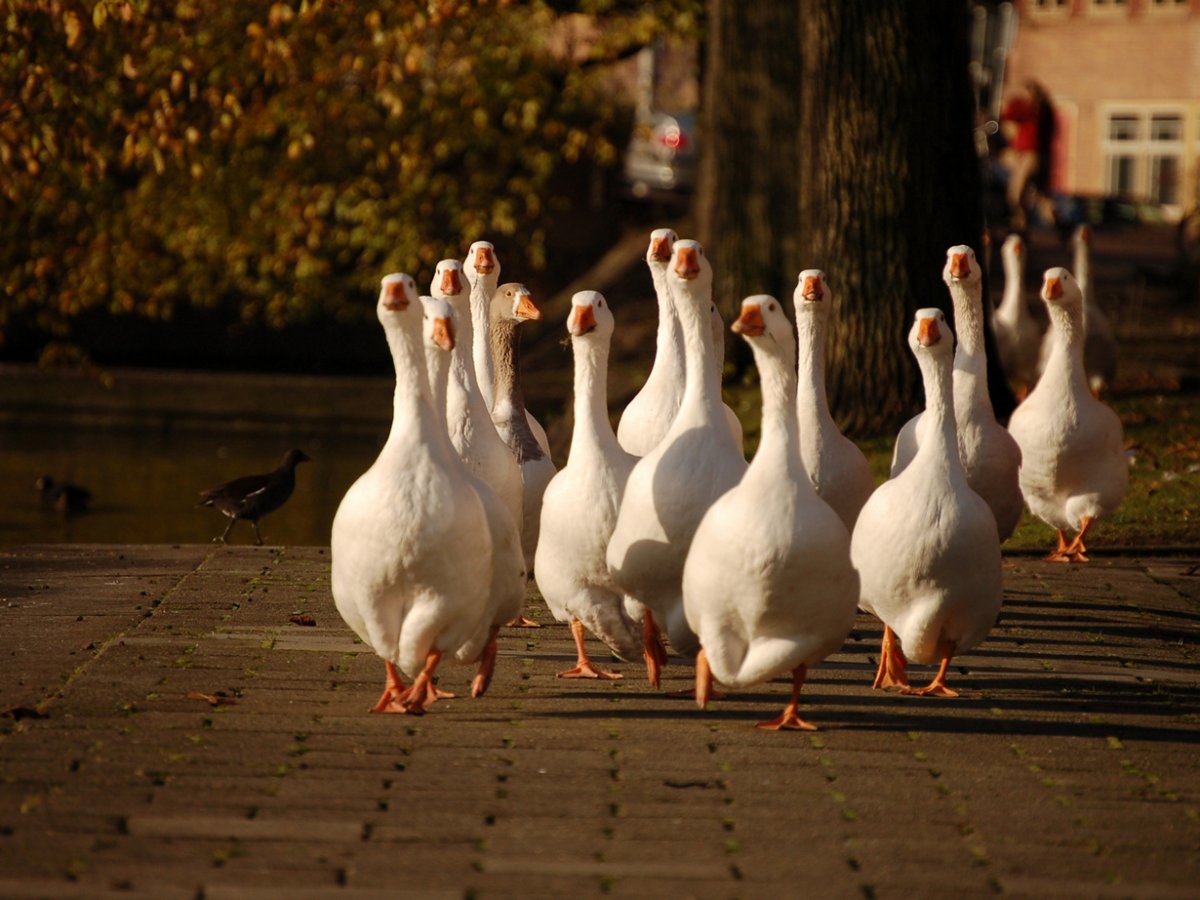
left=616, top=229, right=742, bottom=457
left=331, top=274, right=493, bottom=713
left=431, top=259, right=523, bottom=533
left=852, top=308, right=1002, bottom=696
left=535, top=291, right=644, bottom=675
left=793, top=270, right=875, bottom=531
left=489, top=282, right=558, bottom=573
left=684, top=295, right=857, bottom=729
left=419, top=295, right=525, bottom=694
left=1008, top=267, right=1128, bottom=562
left=992, top=234, right=1043, bottom=398
left=607, top=239, right=748, bottom=665
left=891, top=246, right=1023, bottom=541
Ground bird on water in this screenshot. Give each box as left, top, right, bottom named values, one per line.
left=198, top=449, right=310, bottom=545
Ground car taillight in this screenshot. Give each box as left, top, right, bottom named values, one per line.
left=658, top=127, right=687, bottom=152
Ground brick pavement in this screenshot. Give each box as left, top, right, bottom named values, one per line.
left=1, top=545, right=1198, bottom=898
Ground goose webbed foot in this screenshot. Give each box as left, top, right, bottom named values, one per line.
left=370, top=661, right=408, bottom=713
left=900, top=641, right=959, bottom=698
left=756, top=665, right=816, bottom=731
left=471, top=628, right=500, bottom=698
left=642, top=610, right=668, bottom=689
left=558, top=620, right=622, bottom=680
left=872, top=626, right=910, bottom=691
left=504, top=616, right=541, bottom=628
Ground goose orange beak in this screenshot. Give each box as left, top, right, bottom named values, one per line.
left=514, top=291, right=542, bottom=321
left=917, top=317, right=940, bottom=347
left=949, top=252, right=970, bottom=279
left=473, top=247, right=495, bottom=275
left=801, top=273, right=823, bottom=302
left=568, top=304, right=596, bottom=336
left=649, top=236, right=672, bottom=262
left=431, top=317, right=455, bottom=351
left=674, top=247, right=701, bottom=280
left=1044, top=275, right=1062, bottom=300
left=732, top=304, right=766, bottom=337
left=383, top=281, right=409, bottom=311
left=440, top=267, right=462, bottom=296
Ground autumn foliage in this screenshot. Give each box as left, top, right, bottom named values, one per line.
left=1, top=0, right=691, bottom=362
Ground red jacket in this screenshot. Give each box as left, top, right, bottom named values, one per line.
left=1002, top=97, right=1040, bottom=152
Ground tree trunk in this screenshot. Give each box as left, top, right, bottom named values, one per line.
left=698, top=0, right=1001, bottom=437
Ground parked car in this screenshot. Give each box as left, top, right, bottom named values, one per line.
left=621, top=110, right=697, bottom=204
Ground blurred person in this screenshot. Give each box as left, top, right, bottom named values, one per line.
left=1000, top=80, right=1056, bottom=230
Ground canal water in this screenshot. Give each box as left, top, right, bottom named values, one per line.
left=0, top=422, right=385, bottom=547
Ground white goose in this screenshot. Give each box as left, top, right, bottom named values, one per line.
left=684, top=295, right=858, bottom=730
left=992, top=233, right=1043, bottom=399
left=430, top=259, right=524, bottom=533
left=607, top=239, right=748, bottom=683
left=891, top=246, right=1023, bottom=541
left=1008, top=268, right=1128, bottom=562
left=852, top=308, right=1003, bottom=697
left=331, top=274, right=493, bottom=714
left=1075, top=224, right=1118, bottom=397
left=616, top=229, right=743, bottom=456
left=464, top=240, right=552, bottom=454
left=793, top=270, right=875, bottom=531
left=490, top=282, right=558, bottom=579
left=535, top=291, right=644, bottom=679
left=418, top=294, right=525, bottom=696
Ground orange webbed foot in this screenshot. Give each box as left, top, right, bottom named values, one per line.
left=873, top=627, right=910, bottom=691
left=557, top=661, right=623, bottom=680
left=504, top=616, right=541, bottom=628
left=901, top=682, right=960, bottom=698
left=755, top=710, right=818, bottom=731
left=642, top=612, right=668, bottom=689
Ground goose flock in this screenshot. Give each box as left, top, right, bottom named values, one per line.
left=330, top=227, right=1129, bottom=727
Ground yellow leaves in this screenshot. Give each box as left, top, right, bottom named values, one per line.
left=403, top=45, right=424, bottom=76
left=64, top=12, right=83, bottom=48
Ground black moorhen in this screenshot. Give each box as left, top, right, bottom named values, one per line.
left=37, top=476, right=92, bottom=514
left=198, top=449, right=310, bottom=545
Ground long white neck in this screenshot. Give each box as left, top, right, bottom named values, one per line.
left=382, top=322, right=438, bottom=453
left=1041, top=303, right=1090, bottom=398
left=644, top=262, right=685, bottom=392
left=675, top=281, right=725, bottom=418
left=948, top=279, right=996, bottom=421
left=748, top=333, right=803, bottom=482
left=914, top=346, right=965, bottom=481
left=1074, top=239, right=1094, bottom=327
left=570, top=332, right=621, bottom=462
left=470, top=275, right=497, bottom=410
left=795, top=308, right=836, bottom=434
left=997, top=254, right=1025, bottom=324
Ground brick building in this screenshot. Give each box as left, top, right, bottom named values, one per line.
left=997, top=0, right=1200, bottom=220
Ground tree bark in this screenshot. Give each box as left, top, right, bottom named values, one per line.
left=698, top=0, right=997, bottom=437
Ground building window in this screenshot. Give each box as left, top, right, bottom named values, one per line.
left=1103, top=110, right=1184, bottom=209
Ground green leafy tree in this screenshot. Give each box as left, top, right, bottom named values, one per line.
left=2, top=0, right=694, bottom=362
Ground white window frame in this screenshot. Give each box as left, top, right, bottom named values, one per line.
left=1101, top=105, right=1187, bottom=216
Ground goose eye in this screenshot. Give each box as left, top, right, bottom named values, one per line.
left=768, top=303, right=776, bottom=312
left=597, top=300, right=604, bottom=307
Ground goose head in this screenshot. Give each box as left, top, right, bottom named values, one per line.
left=646, top=228, right=677, bottom=266
left=732, top=294, right=789, bottom=341
left=908, top=307, right=954, bottom=359
left=1001, top=233, right=1024, bottom=265
left=942, top=244, right=981, bottom=290
left=378, top=272, right=419, bottom=319
left=431, top=259, right=466, bottom=300
left=567, top=290, right=614, bottom=340
left=464, top=240, right=500, bottom=287
left=668, top=239, right=712, bottom=295
left=1073, top=224, right=1092, bottom=252
left=1041, top=266, right=1083, bottom=320
left=490, top=282, right=542, bottom=325
left=793, top=268, right=830, bottom=321
left=419, top=295, right=456, bottom=352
